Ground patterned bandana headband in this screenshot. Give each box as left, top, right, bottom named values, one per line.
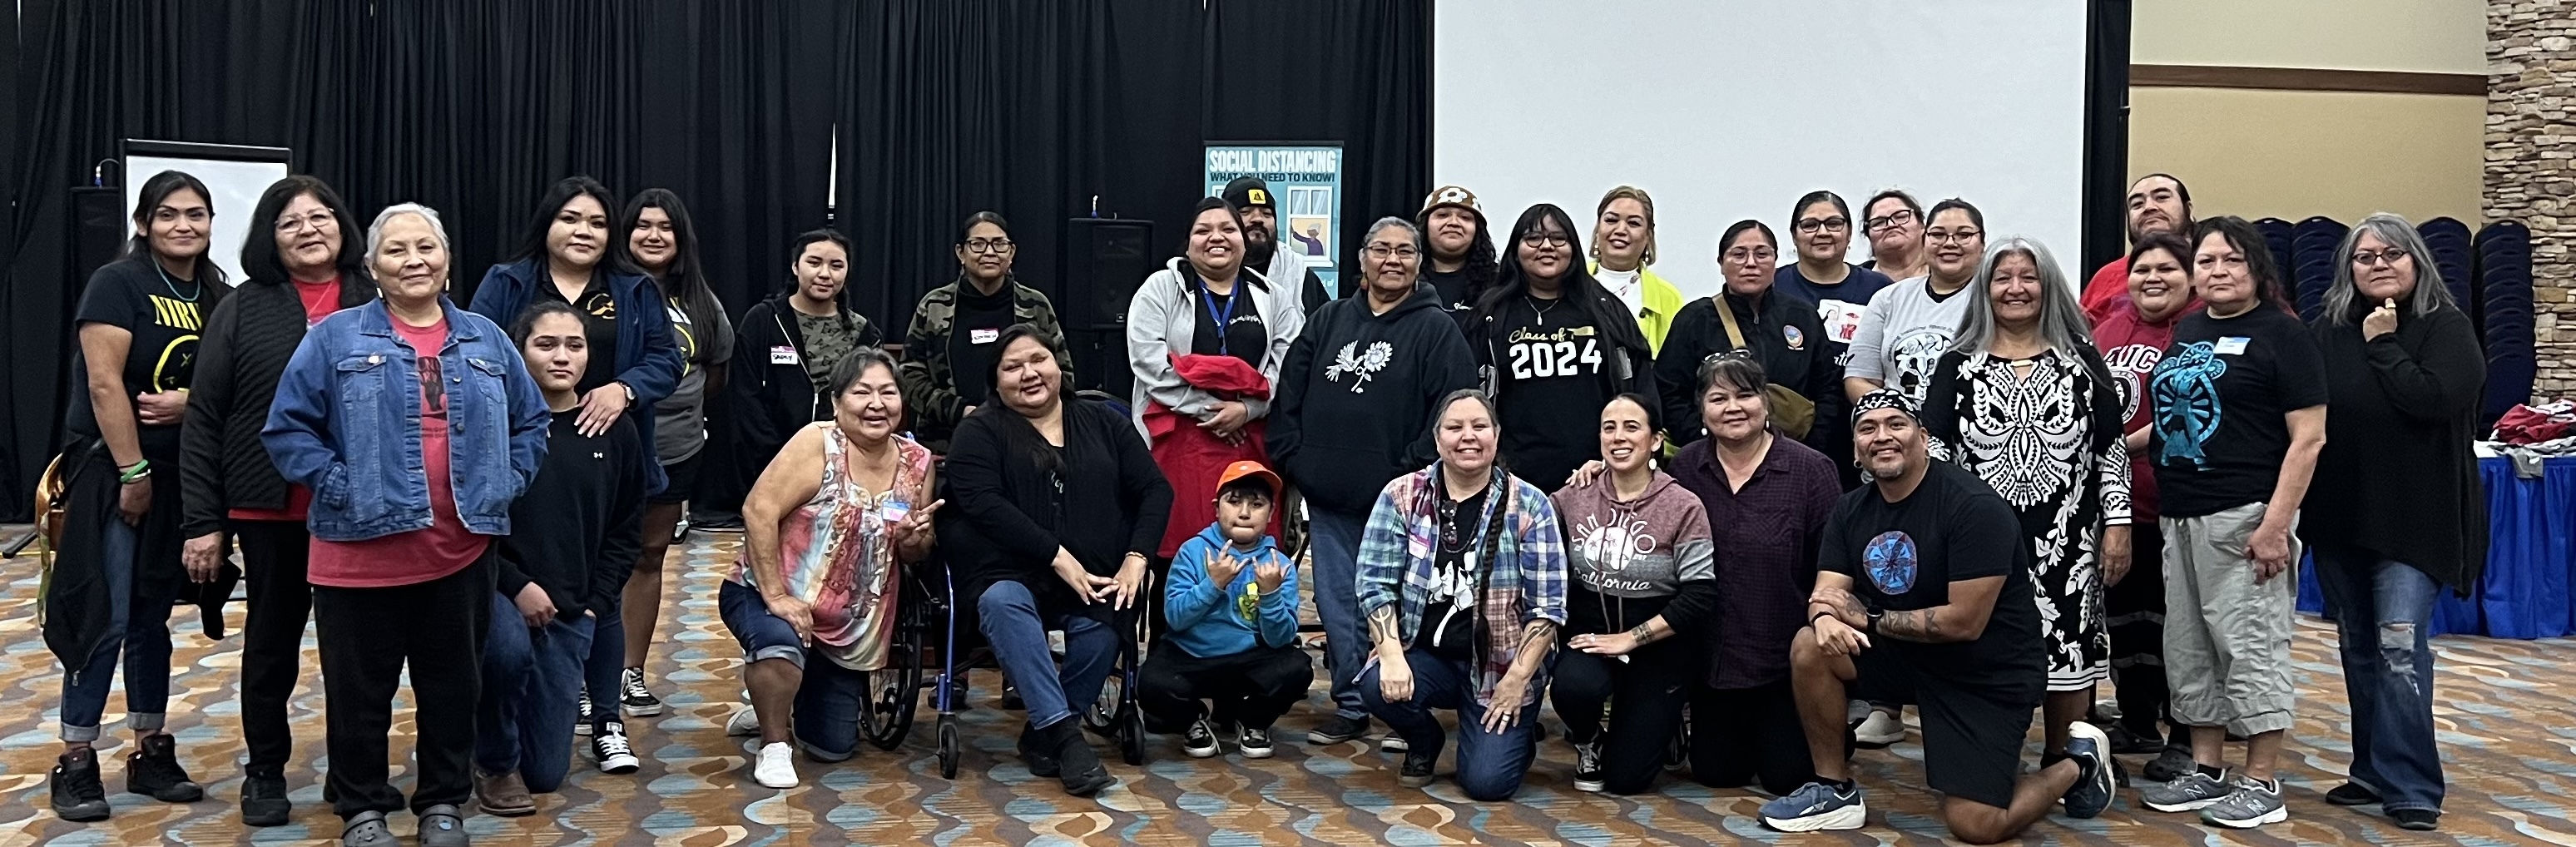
left=1850, top=387, right=1920, bottom=426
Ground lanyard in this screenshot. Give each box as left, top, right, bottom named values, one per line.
left=1201, top=280, right=1238, bottom=356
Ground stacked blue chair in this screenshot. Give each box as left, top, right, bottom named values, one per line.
left=2254, top=217, right=2296, bottom=296
left=2291, top=216, right=2347, bottom=321
left=2417, top=216, right=2477, bottom=327
left=2476, top=220, right=2536, bottom=429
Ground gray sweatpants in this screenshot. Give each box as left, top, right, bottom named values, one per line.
left=2160, top=503, right=2296, bottom=736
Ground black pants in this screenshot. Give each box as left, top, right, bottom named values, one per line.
left=1550, top=643, right=1697, bottom=795
left=2107, top=518, right=2174, bottom=741
left=1691, top=679, right=1816, bottom=796
left=235, top=520, right=315, bottom=776
left=1137, top=644, right=1314, bottom=732
left=313, top=554, right=491, bottom=819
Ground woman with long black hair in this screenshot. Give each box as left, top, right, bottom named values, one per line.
left=608, top=188, right=733, bottom=718
left=468, top=176, right=681, bottom=767
left=1469, top=203, right=1656, bottom=492
left=179, top=174, right=374, bottom=825
left=45, top=170, right=233, bottom=823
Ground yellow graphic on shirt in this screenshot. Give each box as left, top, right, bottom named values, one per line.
left=151, top=334, right=200, bottom=391
left=669, top=304, right=698, bottom=378
left=147, top=295, right=202, bottom=330
left=581, top=290, right=617, bottom=319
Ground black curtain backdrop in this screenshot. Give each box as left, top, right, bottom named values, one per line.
left=0, top=0, right=1434, bottom=521
left=2082, top=0, right=2134, bottom=270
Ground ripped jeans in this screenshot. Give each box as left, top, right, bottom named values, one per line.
left=2311, top=546, right=2444, bottom=813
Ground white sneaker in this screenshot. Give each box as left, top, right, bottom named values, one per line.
left=1853, top=710, right=1904, bottom=746
left=752, top=741, right=798, bottom=789
left=726, top=707, right=760, bottom=737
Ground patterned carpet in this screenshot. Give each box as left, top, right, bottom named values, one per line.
left=3, top=528, right=2573, bottom=845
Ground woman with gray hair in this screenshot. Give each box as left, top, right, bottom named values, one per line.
left=1919, top=235, right=2128, bottom=780
left=2297, top=212, right=2481, bottom=832
left=264, top=204, right=552, bottom=847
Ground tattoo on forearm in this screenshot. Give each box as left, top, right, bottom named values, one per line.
left=1368, top=607, right=1403, bottom=650
left=1875, top=609, right=1942, bottom=642
left=1510, top=621, right=1558, bottom=673
left=1625, top=620, right=1663, bottom=645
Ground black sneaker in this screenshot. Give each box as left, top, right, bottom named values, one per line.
left=2325, top=782, right=2383, bottom=806
left=240, top=772, right=290, bottom=826
left=576, top=692, right=596, bottom=736
left=50, top=748, right=110, bottom=822
left=1181, top=717, right=1221, bottom=759
left=2143, top=745, right=2196, bottom=785
left=127, top=735, right=204, bottom=802
left=2391, top=808, right=2439, bottom=831
left=592, top=723, right=641, bottom=774
left=2103, top=722, right=2166, bottom=755
left=1237, top=724, right=1276, bottom=759
left=620, top=666, right=666, bottom=718
left=1573, top=741, right=1605, bottom=792
left=1040, top=719, right=1112, bottom=796
left=1000, top=684, right=1024, bottom=711
left=1307, top=714, right=1369, bottom=745
left=1018, top=722, right=1060, bottom=777
left=1397, top=747, right=1437, bottom=788
left=693, top=514, right=745, bottom=532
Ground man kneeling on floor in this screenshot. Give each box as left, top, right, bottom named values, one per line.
left=1759, top=390, right=2114, bottom=843
left=1139, top=461, right=1313, bottom=759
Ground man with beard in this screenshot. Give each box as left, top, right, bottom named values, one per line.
left=2079, top=174, right=2192, bottom=323
left=1221, top=177, right=1333, bottom=315
left=1416, top=186, right=1499, bottom=328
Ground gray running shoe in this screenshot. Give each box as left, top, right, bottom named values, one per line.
left=2200, top=776, right=2287, bottom=829
left=2141, top=768, right=2232, bottom=812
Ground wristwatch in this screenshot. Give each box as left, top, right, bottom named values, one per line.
left=1865, top=607, right=1885, bottom=636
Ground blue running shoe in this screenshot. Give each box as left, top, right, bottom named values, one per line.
left=1760, top=780, right=1866, bottom=832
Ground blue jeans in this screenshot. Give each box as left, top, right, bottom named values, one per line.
left=586, top=589, right=625, bottom=729
left=57, top=518, right=176, bottom=741
left=2312, top=546, right=2445, bottom=812
left=715, top=579, right=865, bottom=760
left=1358, top=651, right=1540, bottom=801
left=1308, top=508, right=1370, bottom=721
left=977, top=580, right=1118, bottom=730
left=475, top=592, right=593, bottom=791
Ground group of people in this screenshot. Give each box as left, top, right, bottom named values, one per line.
left=42, top=166, right=2481, bottom=845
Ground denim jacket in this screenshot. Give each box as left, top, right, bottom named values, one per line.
left=262, top=299, right=551, bottom=542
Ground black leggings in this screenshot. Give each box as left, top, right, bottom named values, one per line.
left=1549, top=642, right=1696, bottom=795
left=235, top=520, right=315, bottom=775
left=2107, top=518, right=2174, bottom=740
left=1690, top=679, right=1815, bottom=796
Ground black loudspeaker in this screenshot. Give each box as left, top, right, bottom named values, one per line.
left=1058, top=218, right=1155, bottom=396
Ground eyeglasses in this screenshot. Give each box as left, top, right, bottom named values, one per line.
left=1925, top=229, right=1983, bottom=245
left=1519, top=232, right=1572, bottom=249
left=2351, top=248, right=2410, bottom=267
left=1793, top=216, right=1849, bottom=234
left=275, top=211, right=337, bottom=233
left=1723, top=248, right=1777, bottom=265
left=1864, top=209, right=1916, bottom=233
left=1363, top=245, right=1419, bottom=260
left=963, top=238, right=1015, bottom=254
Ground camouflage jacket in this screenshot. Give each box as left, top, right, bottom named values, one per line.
left=901, top=275, right=1068, bottom=450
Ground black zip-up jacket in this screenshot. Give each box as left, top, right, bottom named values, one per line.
left=495, top=411, right=646, bottom=620
left=180, top=274, right=376, bottom=536
left=728, top=290, right=883, bottom=472
left=1653, top=289, right=1839, bottom=447
left=939, top=398, right=1172, bottom=621
left=1268, top=286, right=1480, bottom=515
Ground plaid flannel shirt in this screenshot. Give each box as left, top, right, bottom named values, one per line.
left=1354, top=462, right=1568, bottom=710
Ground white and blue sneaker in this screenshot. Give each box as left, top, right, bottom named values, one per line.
left=1760, top=780, right=1866, bottom=832
left=2061, top=721, right=2115, bottom=818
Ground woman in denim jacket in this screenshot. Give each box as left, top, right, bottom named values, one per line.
left=263, top=204, right=550, bottom=847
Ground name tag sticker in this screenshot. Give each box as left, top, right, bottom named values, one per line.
left=970, top=328, right=1000, bottom=344
left=770, top=345, right=800, bottom=364
left=2214, top=336, right=2251, bottom=355
left=881, top=498, right=910, bottom=524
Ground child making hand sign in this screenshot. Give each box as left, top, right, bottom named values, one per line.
left=1138, top=461, right=1313, bottom=760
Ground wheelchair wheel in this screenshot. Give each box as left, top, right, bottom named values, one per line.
left=857, top=658, right=921, bottom=751
left=1083, top=672, right=1122, bottom=734
left=936, top=714, right=961, bottom=779
left=1117, top=695, right=1147, bottom=765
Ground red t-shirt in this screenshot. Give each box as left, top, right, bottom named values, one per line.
left=2080, top=259, right=2130, bottom=324
left=307, top=316, right=491, bottom=587
left=231, top=277, right=344, bottom=523
left=2089, top=300, right=2179, bottom=522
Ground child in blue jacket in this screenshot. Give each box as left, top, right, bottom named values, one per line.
left=1139, top=460, right=1314, bottom=759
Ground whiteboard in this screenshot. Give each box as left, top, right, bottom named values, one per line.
left=125, top=144, right=295, bottom=287
left=1433, top=1, right=2090, bottom=300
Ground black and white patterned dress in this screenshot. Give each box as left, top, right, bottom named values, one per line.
left=1923, top=345, right=2131, bottom=691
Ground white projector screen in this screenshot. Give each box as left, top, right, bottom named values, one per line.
left=125, top=142, right=295, bottom=287
left=1434, top=1, right=2090, bottom=300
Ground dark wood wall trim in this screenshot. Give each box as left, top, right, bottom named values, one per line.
left=2130, top=63, right=2484, bottom=96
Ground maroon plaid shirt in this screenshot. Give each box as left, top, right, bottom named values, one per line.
left=1670, top=433, right=1843, bottom=690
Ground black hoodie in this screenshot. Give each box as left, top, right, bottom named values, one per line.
left=727, top=290, right=882, bottom=472
left=495, top=411, right=646, bottom=621
left=1268, top=285, right=1479, bottom=516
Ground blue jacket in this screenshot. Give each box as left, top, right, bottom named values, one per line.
left=468, top=258, right=683, bottom=494
left=262, top=299, right=552, bottom=542
left=1162, top=523, right=1300, bottom=658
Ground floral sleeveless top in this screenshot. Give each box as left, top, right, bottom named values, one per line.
left=734, top=424, right=933, bottom=671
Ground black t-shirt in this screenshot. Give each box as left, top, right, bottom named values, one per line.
left=1422, top=266, right=1478, bottom=315
left=1418, top=487, right=1489, bottom=662
left=1822, top=462, right=2040, bottom=691
left=537, top=275, right=621, bottom=394
left=1191, top=280, right=1267, bottom=369
left=2147, top=306, right=2328, bottom=518
left=947, top=281, right=1018, bottom=405
left=64, top=258, right=228, bottom=460
left=1494, top=295, right=1608, bottom=491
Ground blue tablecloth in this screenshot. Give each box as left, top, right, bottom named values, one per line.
left=2296, top=454, right=2576, bottom=638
